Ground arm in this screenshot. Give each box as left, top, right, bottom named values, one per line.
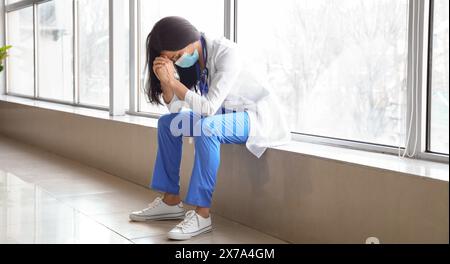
left=155, top=47, right=242, bottom=116
left=161, top=83, right=175, bottom=105
left=153, top=57, right=183, bottom=113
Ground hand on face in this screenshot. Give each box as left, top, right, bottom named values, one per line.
left=153, top=55, right=176, bottom=85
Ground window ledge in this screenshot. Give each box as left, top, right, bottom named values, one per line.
left=0, top=94, right=159, bottom=128
left=1, top=94, right=448, bottom=182
left=273, top=142, right=448, bottom=182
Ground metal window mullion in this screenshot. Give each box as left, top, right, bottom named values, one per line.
left=33, top=2, right=38, bottom=99
left=415, top=0, right=429, bottom=158
left=73, top=0, right=79, bottom=105
left=3, top=0, right=9, bottom=95
left=108, top=0, right=126, bottom=116
left=419, top=0, right=432, bottom=155
left=136, top=0, right=142, bottom=113
left=292, top=133, right=404, bottom=156
left=5, top=0, right=34, bottom=12
left=404, top=0, right=422, bottom=159
left=404, top=0, right=415, bottom=158
left=224, top=0, right=231, bottom=39
left=410, top=0, right=422, bottom=158
left=224, top=0, right=236, bottom=42
left=4, top=92, right=109, bottom=110
left=129, top=0, right=138, bottom=114
left=418, top=150, right=449, bottom=163
left=426, top=0, right=435, bottom=153
left=4, top=92, right=34, bottom=100
left=233, top=0, right=237, bottom=42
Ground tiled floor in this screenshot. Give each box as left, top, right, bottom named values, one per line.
left=0, top=135, right=287, bottom=244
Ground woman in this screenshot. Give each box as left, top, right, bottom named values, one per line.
left=129, top=16, right=290, bottom=241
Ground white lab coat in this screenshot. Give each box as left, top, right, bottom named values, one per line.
left=166, top=33, right=291, bottom=158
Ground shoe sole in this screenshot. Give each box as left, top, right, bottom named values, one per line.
left=129, top=212, right=185, bottom=222
left=167, top=225, right=213, bottom=241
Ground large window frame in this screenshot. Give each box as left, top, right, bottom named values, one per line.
left=1, top=0, right=448, bottom=163
left=284, top=0, right=445, bottom=163
left=426, top=0, right=449, bottom=156
left=3, top=0, right=109, bottom=111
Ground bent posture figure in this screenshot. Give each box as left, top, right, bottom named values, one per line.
left=129, top=16, right=290, bottom=241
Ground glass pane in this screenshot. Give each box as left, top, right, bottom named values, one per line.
left=238, top=0, right=409, bottom=147
left=138, top=0, right=224, bottom=114
left=429, top=0, right=449, bottom=154
left=37, top=0, right=74, bottom=102
left=6, top=7, right=34, bottom=96
left=78, top=0, right=109, bottom=107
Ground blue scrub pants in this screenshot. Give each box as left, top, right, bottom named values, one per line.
left=151, top=109, right=250, bottom=208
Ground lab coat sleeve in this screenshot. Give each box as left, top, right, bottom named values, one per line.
left=184, top=46, right=242, bottom=116
left=165, top=93, right=183, bottom=113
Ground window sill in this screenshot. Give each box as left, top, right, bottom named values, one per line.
left=0, top=94, right=159, bottom=128
left=1, top=94, right=448, bottom=182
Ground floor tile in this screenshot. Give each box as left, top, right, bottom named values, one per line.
left=1, top=212, right=132, bottom=244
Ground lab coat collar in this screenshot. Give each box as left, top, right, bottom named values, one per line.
left=201, top=32, right=214, bottom=70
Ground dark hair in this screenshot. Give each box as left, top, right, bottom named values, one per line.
left=145, top=16, right=201, bottom=105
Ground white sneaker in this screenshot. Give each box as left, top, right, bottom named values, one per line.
left=167, top=210, right=212, bottom=241
left=129, top=197, right=185, bottom=222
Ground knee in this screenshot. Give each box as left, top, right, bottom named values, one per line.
left=158, top=113, right=177, bottom=132
left=194, top=118, right=219, bottom=142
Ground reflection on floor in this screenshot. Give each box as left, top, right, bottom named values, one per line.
left=0, top=135, right=287, bottom=244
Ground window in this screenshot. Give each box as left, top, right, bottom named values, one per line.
left=37, top=0, right=74, bottom=102
left=138, top=0, right=224, bottom=114
left=238, top=0, right=409, bottom=147
left=3, top=0, right=125, bottom=109
left=78, top=0, right=109, bottom=107
left=429, top=0, right=449, bottom=155
left=6, top=7, right=34, bottom=96
left=3, top=0, right=448, bottom=162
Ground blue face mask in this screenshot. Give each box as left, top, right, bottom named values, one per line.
left=175, top=48, right=199, bottom=68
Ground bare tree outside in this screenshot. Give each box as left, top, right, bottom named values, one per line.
left=430, top=0, right=449, bottom=154
left=238, top=0, right=409, bottom=147
left=37, top=0, right=74, bottom=102
left=78, top=0, right=109, bottom=107
left=5, top=7, right=34, bottom=96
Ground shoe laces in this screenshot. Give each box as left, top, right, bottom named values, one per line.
left=142, top=197, right=163, bottom=213
left=176, top=210, right=198, bottom=231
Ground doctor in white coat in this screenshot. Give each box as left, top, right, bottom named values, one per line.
left=130, top=16, right=290, bottom=241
